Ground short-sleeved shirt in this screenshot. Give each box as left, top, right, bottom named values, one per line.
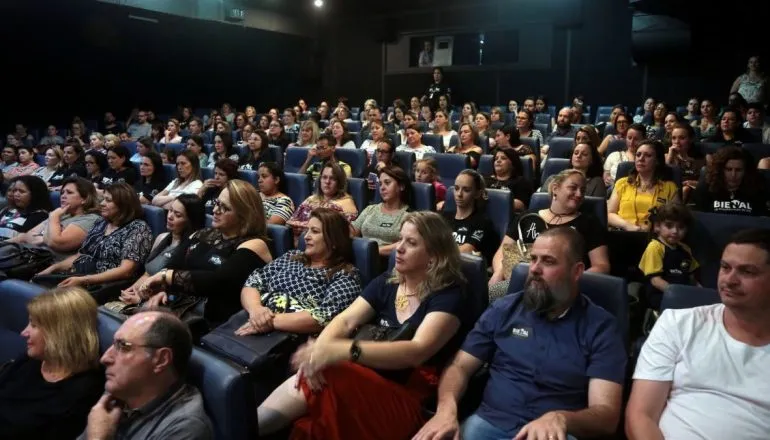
left=634, top=304, right=770, bottom=439
left=163, top=179, right=204, bottom=199
left=361, top=272, right=464, bottom=369
left=693, top=182, right=768, bottom=217
left=100, top=167, right=137, bottom=188
left=0, top=208, right=48, bottom=240
left=352, top=203, right=409, bottom=245
left=39, top=213, right=100, bottom=261
left=261, top=194, right=295, bottom=222
left=442, top=210, right=497, bottom=262
left=396, top=144, right=436, bottom=160
left=614, top=177, right=678, bottom=227
left=484, top=176, right=534, bottom=210
left=73, top=219, right=152, bottom=275
left=207, top=152, right=240, bottom=168
left=244, top=250, right=361, bottom=326
left=603, top=151, right=632, bottom=181
left=462, top=293, right=626, bottom=436
left=639, top=238, right=698, bottom=285
left=507, top=210, right=607, bottom=269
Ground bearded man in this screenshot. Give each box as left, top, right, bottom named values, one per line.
left=414, top=227, right=626, bottom=440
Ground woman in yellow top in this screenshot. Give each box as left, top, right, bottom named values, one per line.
left=608, top=140, right=679, bottom=232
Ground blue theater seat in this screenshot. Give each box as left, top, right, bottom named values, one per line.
left=285, top=147, right=311, bottom=174
left=266, top=224, right=293, bottom=258
left=164, top=163, right=178, bottom=182
left=661, top=285, right=721, bottom=311
left=346, top=121, right=361, bottom=132
left=347, top=177, right=369, bottom=212
left=164, top=143, right=186, bottom=155
left=422, top=133, right=445, bottom=153
left=335, top=148, right=367, bottom=178
left=237, top=169, right=258, bottom=187
left=508, top=263, right=629, bottom=344
left=606, top=139, right=626, bottom=155
left=120, top=141, right=138, bottom=156
left=96, top=310, right=256, bottom=440
left=528, top=192, right=608, bottom=229
left=394, top=151, right=416, bottom=178
left=142, top=205, right=167, bottom=238
left=540, top=158, right=571, bottom=186
left=50, top=191, right=61, bottom=208
left=425, top=153, right=470, bottom=189
left=284, top=172, right=312, bottom=208
left=201, top=167, right=214, bottom=181
left=546, top=137, right=574, bottom=159
left=374, top=181, right=436, bottom=211
left=477, top=155, right=534, bottom=183
left=0, top=280, right=47, bottom=363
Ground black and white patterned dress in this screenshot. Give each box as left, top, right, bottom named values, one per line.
left=73, top=219, right=152, bottom=275
left=244, top=250, right=361, bottom=326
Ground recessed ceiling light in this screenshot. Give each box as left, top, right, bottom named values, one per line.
left=314, top=0, right=323, bottom=7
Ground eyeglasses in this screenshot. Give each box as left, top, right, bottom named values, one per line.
left=376, top=149, right=391, bottom=154
left=213, top=199, right=232, bottom=213
left=112, top=338, right=165, bottom=354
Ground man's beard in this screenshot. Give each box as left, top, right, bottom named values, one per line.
left=522, top=275, right=571, bottom=315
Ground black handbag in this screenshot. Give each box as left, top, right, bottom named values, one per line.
left=0, top=242, right=55, bottom=281
left=31, top=273, right=134, bottom=304
left=201, top=309, right=302, bottom=372
left=354, top=322, right=415, bottom=341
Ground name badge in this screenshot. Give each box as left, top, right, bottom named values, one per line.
left=511, top=327, right=532, bottom=339
left=208, top=255, right=223, bottom=266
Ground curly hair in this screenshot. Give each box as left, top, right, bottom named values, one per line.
left=706, top=145, right=760, bottom=196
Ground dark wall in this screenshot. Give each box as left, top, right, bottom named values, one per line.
left=323, top=0, right=761, bottom=111
left=1, top=0, right=319, bottom=129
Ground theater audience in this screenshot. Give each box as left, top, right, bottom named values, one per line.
left=237, top=208, right=362, bottom=336
left=4, top=145, right=39, bottom=179
left=257, top=211, right=468, bottom=439
left=291, top=120, right=320, bottom=148
left=693, top=145, right=767, bottom=216
left=186, top=134, right=209, bottom=168
left=257, top=162, right=294, bottom=225
left=0, top=175, right=52, bottom=240
left=417, top=228, right=625, bottom=440
left=447, top=123, right=483, bottom=168
left=365, top=138, right=400, bottom=191
left=141, top=180, right=273, bottom=326
left=78, top=311, right=213, bottom=440
left=707, top=107, right=755, bottom=144
left=37, top=182, right=152, bottom=288
left=152, top=150, right=203, bottom=209
left=129, top=136, right=153, bottom=164
left=598, top=111, right=630, bottom=154
left=267, top=119, right=291, bottom=148
left=352, top=166, right=411, bottom=257
left=397, top=125, right=436, bottom=160
left=0, top=287, right=103, bottom=440
left=288, top=162, right=358, bottom=243
left=569, top=142, right=606, bottom=197
left=415, top=157, right=446, bottom=211
left=515, top=109, right=544, bottom=146
left=603, top=123, right=645, bottom=186
left=207, top=132, right=239, bottom=167
left=239, top=130, right=271, bottom=171
left=626, top=229, right=770, bottom=439
left=299, top=133, right=352, bottom=179
left=430, top=109, right=458, bottom=149
left=100, top=145, right=137, bottom=188
left=118, top=194, right=206, bottom=306
left=49, top=143, right=87, bottom=190
left=692, top=99, right=717, bottom=140
left=198, top=158, right=238, bottom=214
left=84, top=150, right=107, bottom=186
left=8, top=177, right=100, bottom=262
left=33, top=146, right=63, bottom=184
left=359, top=120, right=388, bottom=160
left=160, top=118, right=183, bottom=144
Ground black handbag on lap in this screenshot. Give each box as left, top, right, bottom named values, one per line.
left=0, top=243, right=54, bottom=281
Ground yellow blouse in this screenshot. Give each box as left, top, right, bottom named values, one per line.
left=615, top=177, right=678, bottom=227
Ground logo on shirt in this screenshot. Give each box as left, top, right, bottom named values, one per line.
left=525, top=223, right=540, bottom=240
left=511, top=327, right=531, bottom=339
left=380, top=222, right=393, bottom=228
left=714, top=200, right=753, bottom=213
left=471, top=230, right=484, bottom=241
left=209, top=255, right=223, bottom=266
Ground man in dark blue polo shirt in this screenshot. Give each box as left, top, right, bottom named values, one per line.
left=414, top=227, right=626, bottom=440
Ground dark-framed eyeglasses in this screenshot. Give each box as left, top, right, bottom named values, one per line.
left=213, top=199, right=232, bottom=213
left=112, top=338, right=166, bottom=354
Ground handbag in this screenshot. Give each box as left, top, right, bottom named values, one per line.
left=31, top=273, right=134, bottom=304
left=0, top=242, right=55, bottom=281
left=354, top=322, right=415, bottom=342
left=501, top=213, right=549, bottom=276
left=200, top=289, right=303, bottom=371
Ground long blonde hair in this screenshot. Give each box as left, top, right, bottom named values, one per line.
left=388, top=211, right=465, bottom=299
left=27, top=287, right=100, bottom=373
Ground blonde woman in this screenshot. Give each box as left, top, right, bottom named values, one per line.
left=33, top=145, right=63, bottom=184
left=290, top=120, right=320, bottom=148
left=0, top=287, right=103, bottom=439
left=430, top=109, right=458, bottom=149
left=256, top=211, right=467, bottom=439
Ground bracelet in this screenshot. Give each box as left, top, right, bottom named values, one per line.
left=160, top=269, right=168, bottom=289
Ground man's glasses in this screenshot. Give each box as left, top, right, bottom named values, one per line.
left=112, top=338, right=165, bottom=354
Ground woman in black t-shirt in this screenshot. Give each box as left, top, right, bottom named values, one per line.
left=135, top=151, right=167, bottom=205
left=0, top=175, right=52, bottom=240
left=198, top=158, right=239, bottom=215
left=694, top=145, right=768, bottom=216
left=84, top=150, right=107, bottom=187
left=49, top=143, right=87, bottom=190
left=490, top=169, right=610, bottom=294
left=483, top=148, right=534, bottom=213
left=100, top=145, right=137, bottom=188
left=443, top=170, right=497, bottom=263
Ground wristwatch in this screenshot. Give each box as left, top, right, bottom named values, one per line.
left=349, top=341, right=362, bottom=363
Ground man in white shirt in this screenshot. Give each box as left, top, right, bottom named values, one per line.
left=625, top=228, right=770, bottom=440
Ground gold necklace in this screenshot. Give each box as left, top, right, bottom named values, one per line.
left=394, top=285, right=417, bottom=312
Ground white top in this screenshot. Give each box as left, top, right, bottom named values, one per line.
left=603, top=150, right=630, bottom=181
left=337, top=140, right=356, bottom=149
left=634, top=304, right=770, bottom=440
left=430, top=130, right=458, bottom=148
left=396, top=144, right=436, bottom=160
left=163, top=179, right=203, bottom=198
left=159, top=135, right=183, bottom=144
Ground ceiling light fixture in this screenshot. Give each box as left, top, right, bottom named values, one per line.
left=314, top=0, right=324, bottom=7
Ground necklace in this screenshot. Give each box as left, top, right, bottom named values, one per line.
left=394, top=285, right=418, bottom=312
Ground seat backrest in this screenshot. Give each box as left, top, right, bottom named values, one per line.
left=50, top=191, right=61, bottom=208
left=142, top=205, right=168, bottom=238
left=237, top=169, right=258, bottom=187
left=165, top=143, right=186, bottom=154
left=661, top=285, right=721, bottom=311
left=96, top=310, right=256, bottom=440
left=422, top=133, right=445, bottom=153
left=478, top=154, right=493, bottom=177
left=528, top=193, right=607, bottom=229
left=284, top=172, right=311, bottom=208
left=507, top=264, right=629, bottom=343
left=520, top=137, right=541, bottom=161
left=394, top=151, right=416, bottom=179
left=742, top=142, right=770, bottom=163
left=387, top=253, right=489, bottom=325
left=347, top=177, right=369, bottom=212
left=689, top=211, right=770, bottom=287
left=443, top=187, right=510, bottom=239
left=201, top=167, right=215, bottom=181
left=120, top=141, right=138, bottom=156
left=266, top=224, right=293, bottom=258
left=285, top=147, right=311, bottom=174
left=267, top=145, right=284, bottom=164
left=425, top=153, right=471, bottom=189
left=606, top=139, right=626, bottom=155
left=0, top=280, right=47, bottom=334
left=346, top=121, right=362, bottom=132
left=164, top=163, right=178, bottom=181
left=334, top=148, right=367, bottom=178
left=412, top=182, right=436, bottom=211
left=534, top=122, right=549, bottom=135
left=298, top=236, right=378, bottom=287
left=519, top=156, right=533, bottom=182
left=540, top=158, right=571, bottom=185
left=547, top=137, right=574, bottom=159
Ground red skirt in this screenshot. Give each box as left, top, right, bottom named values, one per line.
left=290, top=362, right=438, bottom=440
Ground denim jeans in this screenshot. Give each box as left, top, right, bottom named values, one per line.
left=461, top=413, right=579, bottom=440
